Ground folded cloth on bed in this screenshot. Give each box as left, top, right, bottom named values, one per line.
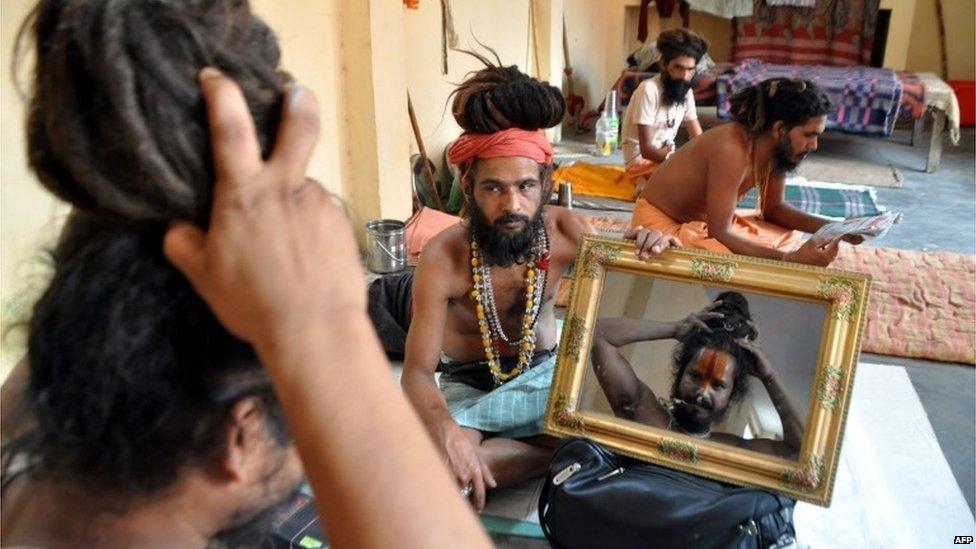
left=717, top=60, right=904, bottom=137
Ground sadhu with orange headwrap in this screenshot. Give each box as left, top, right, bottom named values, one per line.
left=368, top=51, right=681, bottom=509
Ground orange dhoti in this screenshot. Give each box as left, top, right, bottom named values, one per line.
left=631, top=198, right=804, bottom=254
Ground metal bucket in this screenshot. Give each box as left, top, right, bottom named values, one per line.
left=365, top=219, right=406, bottom=273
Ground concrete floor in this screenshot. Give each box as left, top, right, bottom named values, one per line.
left=491, top=126, right=975, bottom=546
left=852, top=125, right=975, bottom=514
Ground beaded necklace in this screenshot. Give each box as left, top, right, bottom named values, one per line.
left=469, top=225, right=550, bottom=387
left=751, top=141, right=771, bottom=221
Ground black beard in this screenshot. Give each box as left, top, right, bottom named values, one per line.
left=672, top=401, right=713, bottom=435
left=213, top=484, right=305, bottom=547
left=661, top=72, right=693, bottom=106
left=468, top=199, right=545, bottom=267
left=669, top=389, right=730, bottom=435
left=772, top=136, right=802, bottom=174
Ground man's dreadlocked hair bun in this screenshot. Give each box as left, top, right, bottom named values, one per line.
left=729, top=78, right=830, bottom=136
left=450, top=49, right=565, bottom=134
left=23, top=0, right=290, bottom=226
left=704, top=291, right=755, bottom=341
left=656, top=28, right=708, bottom=64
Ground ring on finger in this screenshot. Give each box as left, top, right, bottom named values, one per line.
left=460, top=483, right=473, bottom=498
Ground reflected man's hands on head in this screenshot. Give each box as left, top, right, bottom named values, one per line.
left=624, top=226, right=682, bottom=260
left=673, top=311, right=724, bottom=341
left=163, top=68, right=364, bottom=349
left=737, top=338, right=774, bottom=380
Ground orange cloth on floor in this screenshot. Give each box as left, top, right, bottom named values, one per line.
left=552, top=162, right=636, bottom=201
left=631, top=198, right=804, bottom=253
left=624, top=157, right=659, bottom=181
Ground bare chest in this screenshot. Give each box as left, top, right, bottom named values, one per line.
left=447, top=260, right=561, bottom=336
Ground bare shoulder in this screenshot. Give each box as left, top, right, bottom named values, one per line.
left=695, top=125, right=750, bottom=188
left=415, top=223, right=468, bottom=281
left=702, top=124, right=750, bottom=166
left=547, top=206, right=595, bottom=245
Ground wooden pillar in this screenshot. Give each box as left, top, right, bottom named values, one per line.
left=339, top=0, right=413, bottom=236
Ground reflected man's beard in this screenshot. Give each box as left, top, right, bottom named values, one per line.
left=670, top=387, right=729, bottom=435
left=468, top=198, right=545, bottom=267
left=661, top=71, right=693, bottom=106
left=772, top=135, right=805, bottom=174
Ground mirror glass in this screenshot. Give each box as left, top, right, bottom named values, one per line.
left=579, top=269, right=829, bottom=460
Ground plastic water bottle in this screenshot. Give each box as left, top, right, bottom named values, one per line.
left=594, top=91, right=619, bottom=156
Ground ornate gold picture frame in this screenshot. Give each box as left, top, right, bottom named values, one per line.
left=544, top=235, right=870, bottom=506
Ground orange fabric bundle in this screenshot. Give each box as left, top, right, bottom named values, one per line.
left=552, top=163, right=636, bottom=201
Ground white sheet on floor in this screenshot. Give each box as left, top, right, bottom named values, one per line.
left=483, top=477, right=545, bottom=524
left=794, top=362, right=974, bottom=547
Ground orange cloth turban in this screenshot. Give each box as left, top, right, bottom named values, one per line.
left=447, top=128, right=554, bottom=166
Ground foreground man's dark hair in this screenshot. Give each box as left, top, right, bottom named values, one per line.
left=4, top=0, right=292, bottom=497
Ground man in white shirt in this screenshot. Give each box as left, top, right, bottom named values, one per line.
left=621, top=29, right=708, bottom=194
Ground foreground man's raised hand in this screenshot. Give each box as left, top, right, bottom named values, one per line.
left=164, top=68, right=491, bottom=548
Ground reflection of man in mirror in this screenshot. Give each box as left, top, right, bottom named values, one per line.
left=590, top=292, right=803, bottom=458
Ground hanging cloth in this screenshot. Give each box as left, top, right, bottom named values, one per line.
left=685, top=0, right=753, bottom=19
left=638, top=0, right=651, bottom=42
left=766, top=0, right=815, bottom=6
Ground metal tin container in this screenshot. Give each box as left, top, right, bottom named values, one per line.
left=365, top=219, right=406, bottom=273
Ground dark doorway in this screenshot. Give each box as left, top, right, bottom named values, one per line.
left=871, top=9, right=892, bottom=68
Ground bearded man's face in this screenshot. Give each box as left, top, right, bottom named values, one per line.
left=466, top=156, right=548, bottom=267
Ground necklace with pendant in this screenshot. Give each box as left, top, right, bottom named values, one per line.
left=469, top=225, right=550, bottom=386
left=752, top=141, right=771, bottom=221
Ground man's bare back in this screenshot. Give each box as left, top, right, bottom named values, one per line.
left=641, top=123, right=754, bottom=223
left=421, top=205, right=589, bottom=363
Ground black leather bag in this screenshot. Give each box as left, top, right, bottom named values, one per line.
left=538, top=438, right=797, bottom=549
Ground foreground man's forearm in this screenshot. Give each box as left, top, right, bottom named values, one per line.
left=256, top=313, right=491, bottom=548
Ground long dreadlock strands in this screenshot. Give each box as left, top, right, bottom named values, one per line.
left=448, top=47, right=565, bottom=135
left=729, top=77, right=830, bottom=136
left=23, top=0, right=290, bottom=226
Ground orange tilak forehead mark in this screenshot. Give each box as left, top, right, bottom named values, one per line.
left=696, top=348, right=729, bottom=388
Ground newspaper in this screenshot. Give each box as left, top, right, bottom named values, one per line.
left=811, top=212, right=901, bottom=243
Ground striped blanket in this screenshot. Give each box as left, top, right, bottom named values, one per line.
left=737, top=181, right=880, bottom=218
left=717, top=61, right=904, bottom=137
